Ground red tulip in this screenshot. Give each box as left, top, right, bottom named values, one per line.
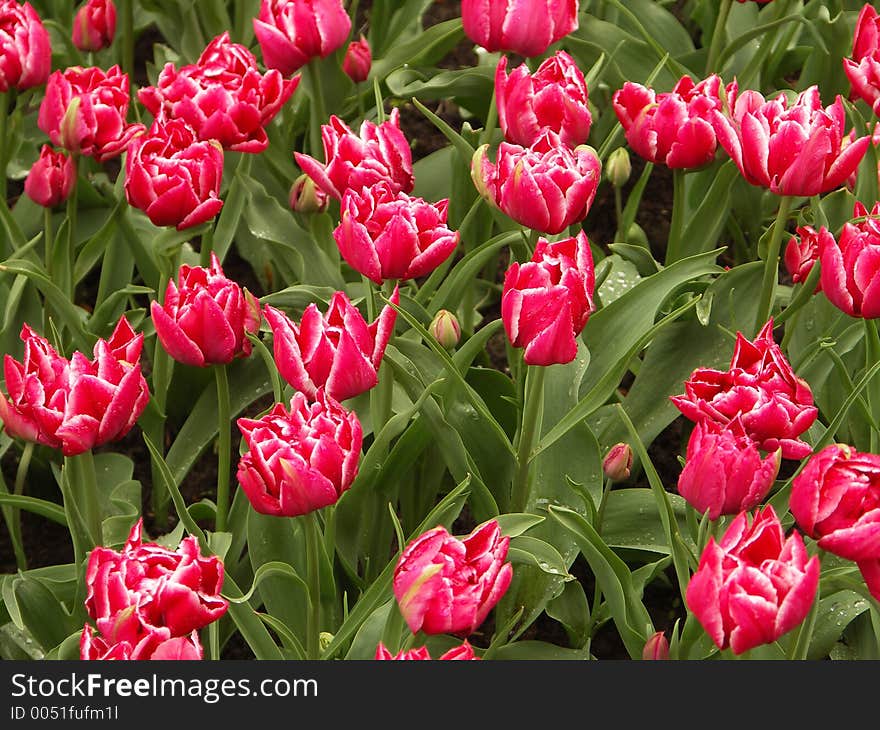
left=472, top=130, right=601, bottom=234
left=72, top=0, right=116, bottom=52
left=677, top=417, right=781, bottom=521
left=253, top=0, right=351, bottom=76
left=80, top=624, right=203, bottom=660
left=150, top=252, right=261, bottom=368
left=294, top=108, right=414, bottom=200
left=495, top=50, right=592, bottom=149
left=685, top=505, right=820, bottom=655
left=843, top=4, right=880, bottom=117
left=461, top=0, right=579, bottom=58
left=393, top=520, right=513, bottom=636
left=236, top=389, right=363, bottom=517
left=263, top=287, right=398, bottom=402
left=124, top=118, right=224, bottom=231
left=24, top=144, right=75, bottom=208
left=501, top=230, right=595, bottom=366
left=784, top=224, right=823, bottom=292
left=603, top=442, right=633, bottom=482
left=374, top=641, right=480, bottom=660
left=671, top=319, right=817, bottom=460
left=334, top=182, right=459, bottom=285
left=0, top=0, right=50, bottom=93
left=819, top=202, right=880, bottom=318
left=642, top=631, right=669, bottom=660
left=342, top=35, right=371, bottom=83
left=613, top=75, right=724, bottom=169
left=712, top=85, right=870, bottom=197
left=38, top=65, right=145, bottom=162
left=0, top=316, right=148, bottom=456
left=138, top=32, right=299, bottom=154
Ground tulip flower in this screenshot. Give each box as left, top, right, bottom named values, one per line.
left=642, top=631, right=669, bottom=660
left=677, top=417, right=781, bottom=521
left=150, top=252, right=261, bottom=368
left=263, top=287, right=398, bottom=402
left=501, top=230, right=595, bottom=366
left=712, top=85, right=870, bottom=197
left=685, top=505, right=820, bottom=655
left=37, top=65, right=145, bottom=162
left=473, top=130, right=601, bottom=235
left=294, top=108, right=413, bottom=200
left=72, top=0, right=116, bottom=53
left=843, top=4, right=880, bottom=117
left=334, top=182, right=460, bottom=285
left=671, top=319, right=818, bottom=460
left=0, top=0, right=51, bottom=93
left=124, top=118, right=224, bottom=231
left=23, top=144, right=75, bottom=208
left=784, top=224, right=823, bottom=292
left=461, top=0, right=579, bottom=58
left=495, top=50, right=592, bottom=149
left=393, top=519, right=513, bottom=636
left=375, top=641, right=480, bottom=660
left=138, top=32, right=299, bottom=154
left=342, top=35, right=371, bottom=84
left=612, top=75, right=725, bottom=169
left=80, top=624, right=204, bottom=660
left=253, top=0, right=351, bottom=76
left=0, top=316, right=149, bottom=456
left=818, top=202, right=880, bottom=319
left=236, top=389, right=363, bottom=517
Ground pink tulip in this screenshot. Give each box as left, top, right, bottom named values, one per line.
left=685, top=505, right=820, bottom=655
left=150, top=252, right=261, bottom=368
left=0, top=1, right=50, bottom=93
left=642, top=631, right=669, bottom=660
left=495, top=50, right=592, bottom=149
left=461, top=0, right=579, bottom=58
left=393, top=520, right=513, bottom=636
left=671, top=319, right=817, bottom=460
left=784, top=224, right=823, bottom=292
left=473, top=130, right=601, bottom=234
left=24, top=145, right=75, bottom=208
left=819, top=202, right=880, bottom=319
left=253, top=0, right=351, bottom=76
left=501, top=230, right=595, bottom=366
left=603, top=442, right=633, bottom=482
left=612, top=75, right=724, bottom=169
left=124, top=118, right=225, bottom=231
left=374, top=641, right=480, bottom=660
left=843, top=4, right=880, bottom=117
left=138, top=32, right=299, bottom=154
left=712, top=85, right=870, bottom=197
left=334, top=182, right=460, bottom=285
left=430, top=309, right=461, bottom=350
left=80, top=625, right=203, bottom=660
left=72, top=0, right=116, bottom=52
left=677, top=417, right=781, bottom=521
left=289, top=172, right=329, bottom=213
left=236, top=390, right=363, bottom=517
left=0, top=316, right=149, bottom=456
left=38, top=65, right=145, bottom=162
left=294, top=108, right=414, bottom=200
left=263, top=287, right=398, bottom=402
left=342, top=35, right=371, bottom=83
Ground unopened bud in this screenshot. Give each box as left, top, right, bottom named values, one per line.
left=319, top=632, right=334, bottom=652
left=342, top=35, right=371, bottom=84
left=430, top=309, right=461, bottom=349
left=603, top=442, right=633, bottom=481
left=606, top=147, right=631, bottom=188
left=289, top=173, right=329, bottom=214
left=642, top=631, right=669, bottom=660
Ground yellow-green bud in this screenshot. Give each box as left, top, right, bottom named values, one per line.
left=606, top=147, right=632, bottom=188
left=430, top=309, right=461, bottom=349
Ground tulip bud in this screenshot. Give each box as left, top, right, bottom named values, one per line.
left=59, top=95, right=82, bottom=153
left=342, top=35, right=371, bottom=84
left=606, top=147, right=632, bottom=188
left=72, top=0, right=116, bottom=52
left=319, top=632, right=334, bottom=651
left=603, top=443, right=633, bottom=481
left=430, top=309, right=461, bottom=349
left=24, top=145, right=76, bottom=208
left=642, top=631, right=669, bottom=660
left=289, top=173, right=329, bottom=214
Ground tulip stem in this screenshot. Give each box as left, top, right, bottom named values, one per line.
left=43, top=207, right=54, bottom=334
left=306, top=60, right=328, bottom=161
left=199, top=222, right=214, bottom=268
left=64, top=174, right=79, bottom=301
left=754, top=195, right=793, bottom=336
left=3, top=442, right=33, bottom=570
left=303, top=512, right=323, bottom=660
left=215, top=364, right=232, bottom=533
left=511, top=364, right=546, bottom=513
left=0, top=91, right=8, bottom=203
left=864, top=318, right=880, bottom=453
left=119, top=0, right=135, bottom=111
left=705, top=0, right=733, bottom=76
left=150, top=268, right=173, bottom=528
left=68, top=450, right=103, bottom=549
left=666, top=169, right=686, bottom=264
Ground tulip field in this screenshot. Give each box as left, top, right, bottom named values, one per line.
left=3, top=0, right=880, bottom=664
